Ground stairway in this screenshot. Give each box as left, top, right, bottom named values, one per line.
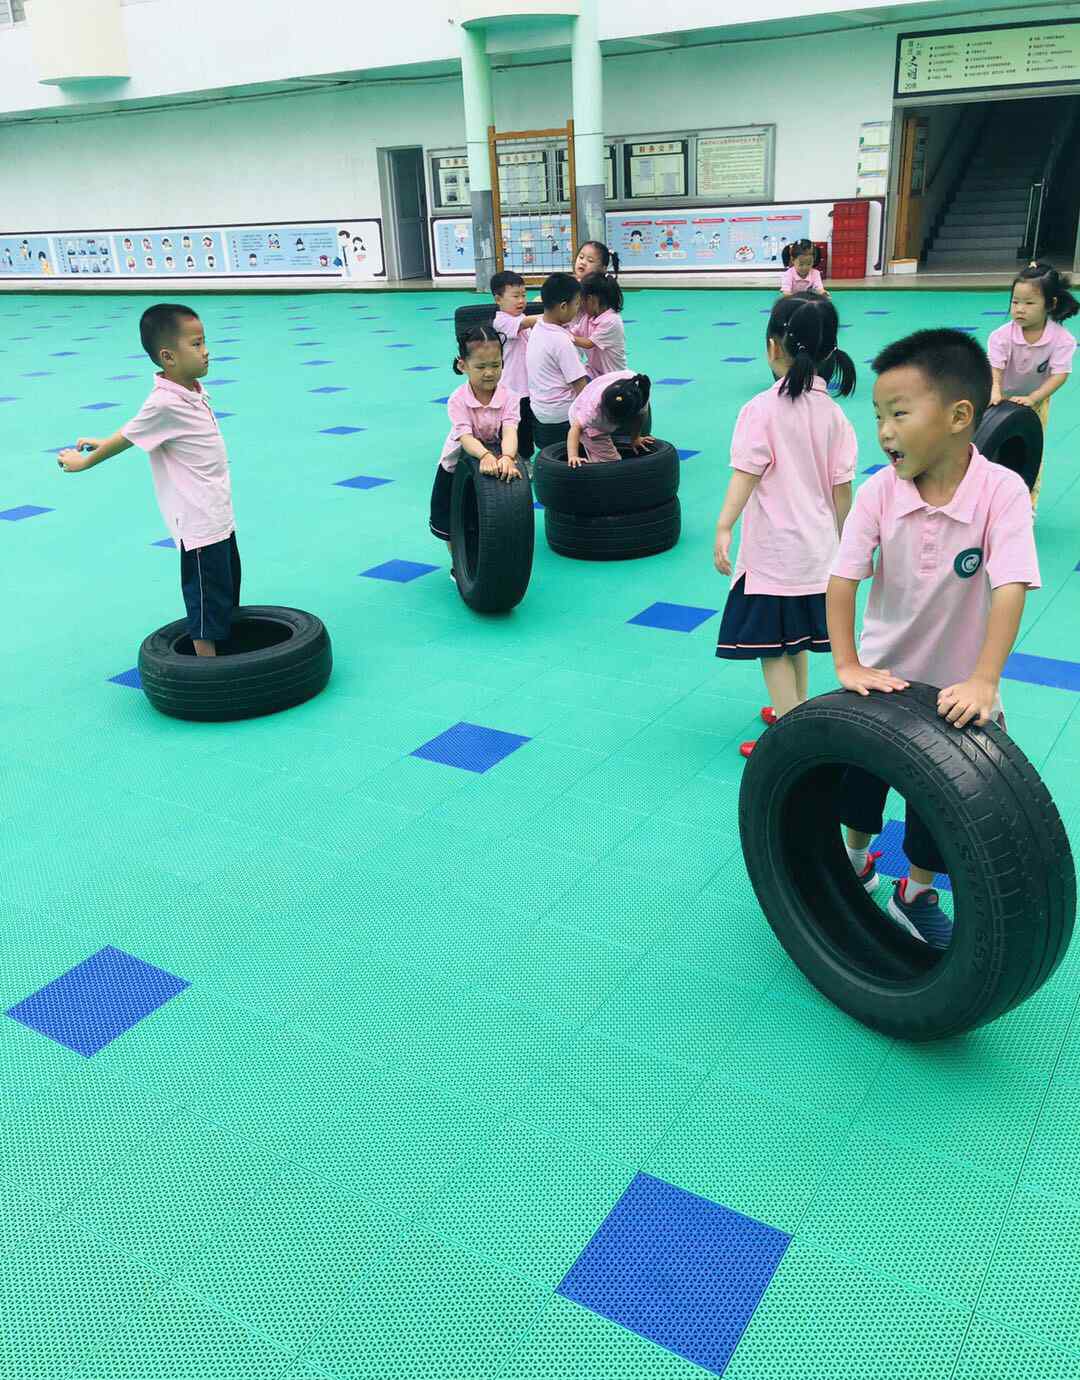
left=924, top=112, right=1043, bottom=269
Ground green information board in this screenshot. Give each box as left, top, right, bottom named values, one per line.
left=896, top=19, right=1080, bottom=97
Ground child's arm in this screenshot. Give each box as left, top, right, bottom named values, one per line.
left=826, top=576, right=910, bottom=695
left=1010, top=372, right=1068, bottom=409
left=990, top=366, right=1005, bottom=407
left=832, top=481, right=852, bottom=536
left=572, top=335, right=595, bottom=351
left=521, top=314, right=542, bottom=329
left=567, top=420, right=586, bottom=469
left=496, top=423, right=521, bottom=480
left=57, top=430, right=133, bottom=473
left=937, top=583, right=1026, bottom=727
left=713, top=471, right=759, bottom=574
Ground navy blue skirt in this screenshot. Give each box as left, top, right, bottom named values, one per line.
left=716, top=576, right=831, bottom=660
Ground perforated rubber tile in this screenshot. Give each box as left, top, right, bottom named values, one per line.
left=306, top=1229, right=547, bottom=1379
left=722, top=1241, right=969, bottom=1379
left=953, top=1316, right=1080, bottom=1380
left=423, top=1119, right=634, bottom=1286
left=1021, top=1083, right=1080, bottom=1204
left=559, top=1172, right=790, bottom=1374
left=978, top=1186, right=1080, bottom=1351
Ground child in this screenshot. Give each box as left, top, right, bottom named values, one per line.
left=781, top=240, right=828, bottom=297
left=578, top=272, right=626, bottom=379
left=714, top=294, right=857, bottom=755
left=567, top=372, right=653, bottom=467
left=828, top=329, right=1040, bottom=948
left=568, top=240, right=620, bottom=356
left=526, top=272, right=588, bottom=449
left=56, top=304, right=239, bottom=658
left=491, top=269, right=542, bottom=463
left=988, top=260, right=1077, bottom=511
left=431, top=326, right=521, bottom=572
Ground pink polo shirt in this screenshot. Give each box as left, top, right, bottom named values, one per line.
left=439, top=381, right=520, bottom=470
left=731, top=378, right=857, bottom=596
left=833, top=448, right=1040, bottom=695
left=493, top=309, right=530, bottom=397
left=583, top=310, right=627, bottom=380
left=987, top=319, right=1076, bottom=397
left=121, top=375, right=234, bottom=551
left=527, top=319, right=587, bottom=424
left=569, top=369, right=635, bottom=463
left=782, top=266, right=824, bottom=294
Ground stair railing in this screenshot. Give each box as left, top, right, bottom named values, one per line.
left=1022, top=99, right=1079, bottom=260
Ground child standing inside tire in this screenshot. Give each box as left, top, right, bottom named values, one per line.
left=828, top=329, right=1040, bottom=948
left=492, top=270, right=541, bottom=465
left=57, top=303, right=239, bottom=657
left=567, top=372, right=653, bottom=467
left=714, top=295, right=857, bottom=755
left=431, top=326, right=521, bottom=573
left=526, top=273, right=588, bottom=450
left=987, top=260, right=1077, bottom=513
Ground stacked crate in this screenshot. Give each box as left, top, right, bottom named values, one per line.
left=830, top=201, right=869, bottom=279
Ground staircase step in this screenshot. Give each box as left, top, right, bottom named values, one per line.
left=936, top=234, right=1021, bottom=250
left=951, top=196, right=1030, bottom=211
left=938, top=225, right=1022, bottom=241
left=945, top=209, right=1028, bottom=224
left=926, top=249, right=1022, bottom=265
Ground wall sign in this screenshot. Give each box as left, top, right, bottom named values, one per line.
left=557, top=144, right=616, bottom=201
left=430, top=153, right=471, bottom=212
left=0, top=220, right=384, bottom=280
left=625, top=141, right=688, bottom=199
left=607, top=206, right=810, bottom=270
left=856, top=120, right=891, bottom=199
left=896, top=19, right=1080, bottom=97
left=696, top=130, right=771, bottom=200
left=497, top=150, right=549, bottom=207
left=432, top=213, right=574, bottom=277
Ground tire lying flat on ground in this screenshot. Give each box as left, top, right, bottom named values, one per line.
left=738, top=682, right=1075, bottom=1040
left=533, top=438, right=678, bottom=516
left=138, top=606, right=332, bottom=722
left=544, top=498, right=680, bottom=560
left=973, top=400, right=1044, bottom=490
left=450, top=457, right=535, bottom=612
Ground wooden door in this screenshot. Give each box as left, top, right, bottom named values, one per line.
left=893, top=115, right=929, bottom=260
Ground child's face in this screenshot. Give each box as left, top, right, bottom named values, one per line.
left=583, top=293, right=603, bottom=318
left=574, top=245, right=603, bottom=280
left=1010, top=281, right=1049, bottom=329
left=795, top=253, right=814, bottom=275
left=160, top=316, right=210, bottom=381
left=495, top=283, right=527, bottom=315
left=873, top=365, right=972, bottom=481
left=461, top=341, right=503, bottom=393
left=550, top=294, right=581, bottom=325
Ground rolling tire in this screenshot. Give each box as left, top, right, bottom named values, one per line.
left=450, top=457, right=535, bottom=613
left=973, top=400, right=1044, bottom=491
left=738, top=683, right=1075, bottom=1040
left=137, top=606, right=332, bottom=723
left=533, top=438, right=678, bottom=516
left=543, top=498, right=680, bottom=561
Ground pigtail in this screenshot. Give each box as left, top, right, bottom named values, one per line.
left=1052, top=273, right=1079, bottom=322
left=610, top=251, right=620, bottom=277
left=580, top=271, right=624, bottom=314
left=779, top=301, right=822, bottom=401
left=768, top=292, right=856, bottom=400
left=631, top=372, right=651, bottom=410
left=601, top=373, right=650, bottom=426
left=828, top=348, right=857, bottom=397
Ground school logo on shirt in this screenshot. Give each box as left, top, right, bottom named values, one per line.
left=954, top=547, right=983, bottom=578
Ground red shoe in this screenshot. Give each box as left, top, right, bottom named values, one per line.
left=760, top=706, right=777, bottom=726
left=739, top=740, right=756, bottom=758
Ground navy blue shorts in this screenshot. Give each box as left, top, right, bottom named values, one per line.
left=716, top=576, right=830, bottom=660
left=429, top=464, right=454, bottom=542
left=179, top=532, right=241, bottom=643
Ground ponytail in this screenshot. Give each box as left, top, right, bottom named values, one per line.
left=1013, top=260, right=1080, bottom=323
left=766, top=292, right=856, bottom=400
left=601, top=371, right=651, bottom=425
left=580, top=271, right=623, bottom=314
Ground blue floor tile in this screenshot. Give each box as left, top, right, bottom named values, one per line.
left=628, top=601, right=718, bottom=633
left=152, top=538, right=176, bottom=548
left=865, top=310, right=891, bottom=315
left=656, top=378, right=693, bottom=386
left=81, top=401, right=119, bottom=410
left=204, top=378, right=236, bottom=386
left=310, top=386, right=348, bottom=394
left=411, top=721, right=531, bottom=773
left=109, top=667, right=143, bottom=689
left=661, top=336, right=688, bottom=341
left=1004, top=652, right=1080, bottom=692
left=360, top=559, right=437, bottom=583
left=713, top=321, right=738, bottom=326
left=662, top=308, right=688, bottom=313
left=432, top=396, right=450, bottom=405
left=336, top=475, right=391, bottom=490
left=0, top=395, right=19, bottom=403
left=405, top=365, right=437, bottom=372
left=863, top=464, right=885, bottom=475
left=872, top=819, right=950, bottom=892
left=676, top=449, right=701, bottom=461
left=301, top=360, right=334, bottom=367
left=7, top=946, right=189, bottom=1057
left=722, top=357, right=754, bottom=364
left=386, top=343, right=414, bottom=349
left=558, top=1173, right=790, bottom=1376
left=215, top=412, right=235, bottom=420
left=320, top=425, right=365, bottom=436
left=1, top=505, right=53, bottom=521
left=107, top=374, right=138, bottom=382
left=21, top=371, right=52, bottom=377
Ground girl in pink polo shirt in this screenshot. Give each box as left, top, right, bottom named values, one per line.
left=431, top=326, right=521, bottom=572
left=713, top=294, right=857, bottom=757
left=567, top=372, right=653, bottom=466
left=578, top=273, right=627, bottom=380
left=567, top=240, right=620, bottom=363
left=781, top=240, right=827, bottom=297
left=987, top=260, right=1078, bottom=512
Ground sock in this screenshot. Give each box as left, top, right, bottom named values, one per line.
left=904, top=878, right=933, bottom=901
left=846, top=844, right=869, bottom=873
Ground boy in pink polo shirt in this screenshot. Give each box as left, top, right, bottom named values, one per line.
left=828, top=329, right=1040, bottom=948
left=526, top=272, right=588, bottom=450
left=491, top=269, right=541, bottom=464
left=57, top=303, right=238, bottom=657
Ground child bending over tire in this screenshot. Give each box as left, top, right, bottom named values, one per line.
left=567, top=372, right=653, bottom=467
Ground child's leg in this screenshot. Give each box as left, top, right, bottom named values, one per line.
left=761, top=654, right=801, bottom=718
left=1030, top=397, right=1050, bottom=510
left=180, top=535, right=237, bottom=659
left=792, top=649, right=809, bottom=704
left=838, top=766, right=889, bottom=889
left=193, top=639, right=217, bottom=657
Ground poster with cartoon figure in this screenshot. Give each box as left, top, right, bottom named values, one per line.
left=0, top=235, right=55, bottom=276
left=606, top=205, right=816, bottom=271
left=113, top=230, right=226, bottom=275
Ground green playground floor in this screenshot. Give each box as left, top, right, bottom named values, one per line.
left=2, top=285, right=1080, bottom=1379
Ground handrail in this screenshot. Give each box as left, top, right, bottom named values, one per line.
left=1025, top=98, right=1080, bottom=259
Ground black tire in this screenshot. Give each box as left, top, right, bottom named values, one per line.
left=544, top=498, right=680, bottom=560
left=137, top=606, right=332, bottom=722
left=453, top=301, right=543, bottom=343
left=533, top=438, right=679, bottom=516
left=450, top=457, right=535, bottom=613
left=738, top=683, right=1075, bottom=1040
left=973, top=400, right=1044, bottom=491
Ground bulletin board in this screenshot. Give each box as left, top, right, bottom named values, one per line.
left=429, top=152, right=471, bottom=213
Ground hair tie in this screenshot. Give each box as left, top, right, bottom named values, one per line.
left=1029, top=261, right=1039, bottom=269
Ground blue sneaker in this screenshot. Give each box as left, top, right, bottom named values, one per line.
left=887, top=879, right=953, bottom=949
left=855, top=849, right=882, bottom=894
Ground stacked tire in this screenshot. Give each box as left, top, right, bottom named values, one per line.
left=534, top=440, right=681, bottom=560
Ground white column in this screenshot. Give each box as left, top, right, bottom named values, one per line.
left=459, top=22, right=497, bottom=293
left=570, top=0, right=605, bottom=246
